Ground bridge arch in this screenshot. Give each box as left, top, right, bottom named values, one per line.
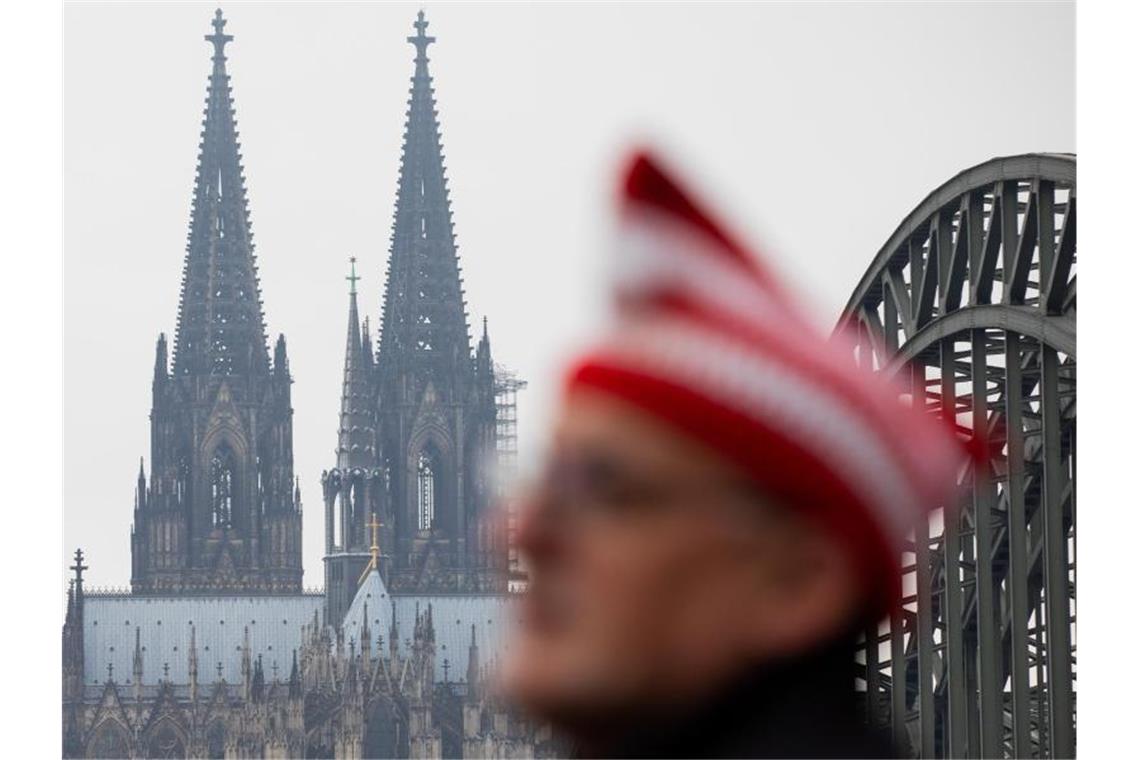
left=838, top=154, right=1076, bottom=759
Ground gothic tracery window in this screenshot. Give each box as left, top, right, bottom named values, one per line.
left=210, top=443, right=237, bottom=530
left=147, top=720, right=187, bottom=759
left=88, top=721, right=131, bottom=759
left=417, top=451, right=436, bottom=531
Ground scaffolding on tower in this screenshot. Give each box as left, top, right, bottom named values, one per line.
left=493, top=364, right=528, bottom=589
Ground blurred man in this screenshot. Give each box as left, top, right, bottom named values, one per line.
left=501, top=153, right=968, bottom=758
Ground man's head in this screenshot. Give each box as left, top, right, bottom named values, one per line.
left=499, top=150, right=967, bottom=735
left=501, top=389, right=867, bottom=728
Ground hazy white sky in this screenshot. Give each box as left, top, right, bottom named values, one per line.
left=64, top=1, right=1074, bottom=588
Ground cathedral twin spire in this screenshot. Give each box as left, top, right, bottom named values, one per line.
left=342, top=8, right=482, bottom=469
left=168, top=6, right=476, bottom=423
left=135, top=7, right=502, bottom=605
left=378, top=10, right=474, bottom=370
left=172, top=9, right=270, bottom=379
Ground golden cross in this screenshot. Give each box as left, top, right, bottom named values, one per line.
left=358, top=512, right=384, bottom=585
left=368, top=512, right=382, bottom=561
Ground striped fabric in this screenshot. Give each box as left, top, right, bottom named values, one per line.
left=564, top=151, right=971, bottom=614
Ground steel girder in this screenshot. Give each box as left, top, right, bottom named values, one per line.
left=840, top=154, right=1076, bottom=759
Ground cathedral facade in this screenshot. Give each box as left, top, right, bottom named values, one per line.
left=62, top=10, right=549, bottom=759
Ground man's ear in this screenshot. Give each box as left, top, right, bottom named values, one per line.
left=743, top=515, right=864, bottom=660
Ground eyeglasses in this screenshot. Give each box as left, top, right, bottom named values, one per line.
left=528, top=448, right=763, bottom=525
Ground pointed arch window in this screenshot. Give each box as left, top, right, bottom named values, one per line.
left=177, top=455, right=190, bottom=505
left=147, top=719, right=187, bottom=759
left=417, top=451, right=436, bottom=531
left=210, top=443, right=237, bottom=529
left=88, top=721, right=131, bottom=759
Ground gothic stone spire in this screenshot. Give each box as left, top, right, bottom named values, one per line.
left=188, top=623, right=199, bottom=702
left=63, top=551, right=87, bottom=703
left=133, top=626, right=144, bottom=690
left=289, top=649, right=301, bottom=698
left=378, top=10, right=472, bottom=374
left=172, top=8, right=270, bottom=378
left=70, top=548, right=88, bottom=591
left=466, top=622, right=480, bottom=697
left=338, top=256, right=376, bottom=470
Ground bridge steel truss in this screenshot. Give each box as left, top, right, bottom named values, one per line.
left=839, top=154, right=1076, bottom=759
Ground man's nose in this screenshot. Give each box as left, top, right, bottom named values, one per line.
left=514, top=490, right=564, bottom=566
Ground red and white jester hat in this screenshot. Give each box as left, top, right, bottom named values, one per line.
left=564, top=151, right=974, bottom=614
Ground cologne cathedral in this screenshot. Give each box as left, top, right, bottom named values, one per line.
left=62, top=10, right=552, bottom=758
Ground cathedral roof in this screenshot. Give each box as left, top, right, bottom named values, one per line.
left=84, top=584, right=514, bottom=690
left=341, top=567, right=389, bottom=638
left=83, top=594, right=322, bottom=688
left=341, top=569, right=514, bottom=683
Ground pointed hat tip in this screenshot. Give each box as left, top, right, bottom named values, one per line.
left=618, top=147, right=761, bottom=273
left=619, top=147, right=691, bottom=216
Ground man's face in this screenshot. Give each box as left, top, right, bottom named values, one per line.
left=500, top=390, right=861, bottom=729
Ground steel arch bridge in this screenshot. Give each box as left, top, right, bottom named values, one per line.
left=839, top=154, right=1076, bottom=759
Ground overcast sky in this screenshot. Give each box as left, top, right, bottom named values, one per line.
left=64, top=1, right=1074, bottom=588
